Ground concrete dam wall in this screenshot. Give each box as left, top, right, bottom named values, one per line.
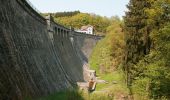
left=0, top=0, right=103, bottom=99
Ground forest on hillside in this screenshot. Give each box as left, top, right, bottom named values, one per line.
left=42, top=11, right=120, bottom=35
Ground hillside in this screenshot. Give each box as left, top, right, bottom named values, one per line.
left=42, top=12, right=120, bottom=35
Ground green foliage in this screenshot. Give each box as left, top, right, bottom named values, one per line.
left=90, top=19, right=124, bottom=74
left=89, top=36, right=114, bottom=74
left=55, top=13, right=92, bottom=29
left=54, top=11, right=80, bottom=17
left=132, top=51, right=170, bottom=99
left=32, top=90, right=84, bottom=100
left=52, top=13, right=115, bottom=35
left=90, top=70, right=128, bottom=100
left=124, top=0, right=170, bottom=99
left=88, top=18, right=129, bottom=99
left=42, top=12, right=122, bottom=35
left=154, top=24, right=170, bottom=65
left=124, top=0, right=152, bottom=86
left=41, top=11, right=80, bottom=18
left=96, top=69, right=126, bottom=91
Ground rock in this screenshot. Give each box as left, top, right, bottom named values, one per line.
left=112, top=81, right=118, bottom=84
left=97, top=80, right=109, bottom=84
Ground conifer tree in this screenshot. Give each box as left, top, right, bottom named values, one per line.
left=124, top=0, right=151, bottom=86
left=124, top=0, right=170, bottom=98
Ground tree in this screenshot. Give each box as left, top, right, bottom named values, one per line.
left=124, top=0, right=170, bottom=99
left=124, top=0, right=151, bottom=86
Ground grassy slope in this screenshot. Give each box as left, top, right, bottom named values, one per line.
left=89, top=30, right=129, bottom=99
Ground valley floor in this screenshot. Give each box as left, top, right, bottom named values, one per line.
left=28, top=70, right=129, bottom=100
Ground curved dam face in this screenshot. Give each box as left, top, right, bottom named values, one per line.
left=0, top=0, right=103, bottom=99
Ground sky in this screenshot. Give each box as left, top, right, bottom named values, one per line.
left=29, top=0, right=129, bottom=18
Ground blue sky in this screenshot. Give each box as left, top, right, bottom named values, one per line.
left=29, top=0, right=129, bottom=18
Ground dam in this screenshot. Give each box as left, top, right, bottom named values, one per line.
left=0, top=0, right=103, bottom=99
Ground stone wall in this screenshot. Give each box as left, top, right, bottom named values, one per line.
left=0, top=0, right=103, bottom=99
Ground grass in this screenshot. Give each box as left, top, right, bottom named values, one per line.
left=37, top=92, right=68, bottom=100
left=89, top=54, right=129, bottom=98
left=95, top=69, right=126, bottom=90
left=25, top=90, right=84, bottom=100
left=35, top=92, right=68, bottom=100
